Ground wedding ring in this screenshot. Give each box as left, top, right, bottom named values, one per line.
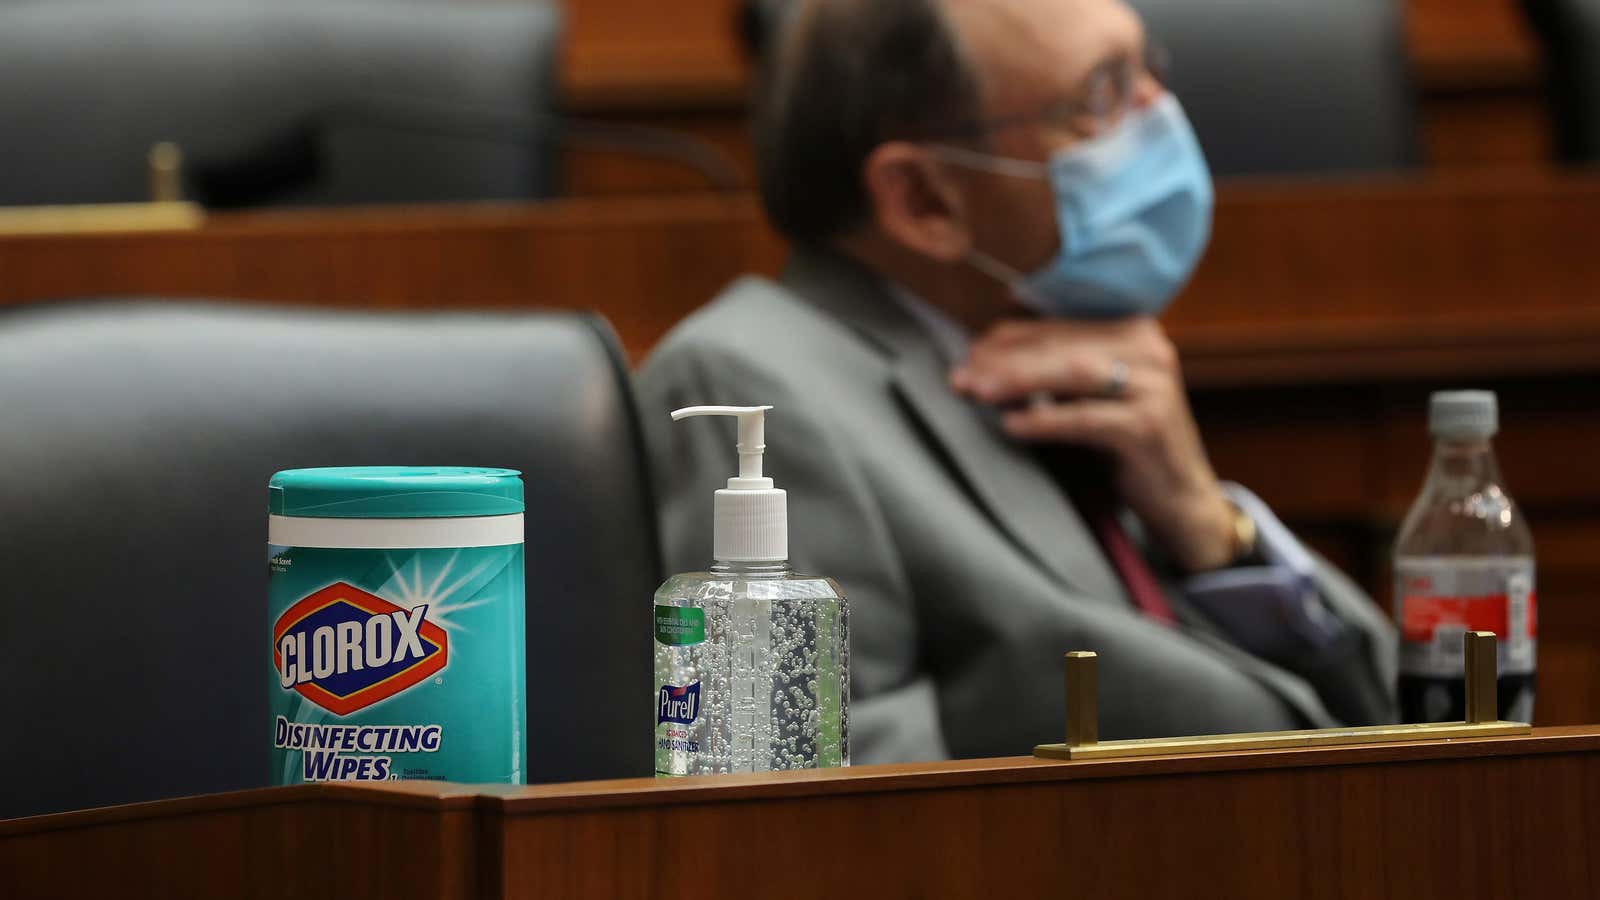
left=1101, top=359, right=1130, bottom=399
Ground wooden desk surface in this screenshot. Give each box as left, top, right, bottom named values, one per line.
left=6, top=727, right=1600, bottom=899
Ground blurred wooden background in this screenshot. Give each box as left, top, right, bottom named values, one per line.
left=558, top=0, right=1553, bottom=194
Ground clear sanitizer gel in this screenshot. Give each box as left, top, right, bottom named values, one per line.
left=654, top=406, right=850, bottom=776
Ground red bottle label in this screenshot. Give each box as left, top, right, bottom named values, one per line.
left=1395, top=562, right=1536, bottom=677
left=1399, top=592, right=1538, bottom=644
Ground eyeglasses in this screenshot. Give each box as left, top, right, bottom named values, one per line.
left=925, top=41, right=1172, bottom=142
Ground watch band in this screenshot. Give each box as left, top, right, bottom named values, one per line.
left=1227, top=499, right=1258, bottom=563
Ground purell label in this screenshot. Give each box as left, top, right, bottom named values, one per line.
left=655, top=681, right=702, bottom=776
left=658, top=682, right=702, bottom=726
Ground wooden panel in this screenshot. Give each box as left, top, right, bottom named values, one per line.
left=558, top=0, right=751, bottom=195
left=1420, top=89, right=1552, bottom=167
left=1167, top=172, right=1600, bottom=338
left=8, top=730, right=1600, bottom=899
left=7, top=172, right=1600, bottom=366
left=1408, top=0, right=1541, bottom=90
left=562, top=0, right=747, bottom=113
left=1409, top=0, right=1550, bottom=167
left=490, top=733, right=1600, bottom=898
left=563, top=111, right=755, bottom=196
left=562, top=0, right=746, bottom=113
left=0, top=785, right=483, bottom=900
left=1537, top=519, right=1600, bottom=724
left=1195, top=380, right=1600, bottom=526
left=0, top=195, right=783, bottom=364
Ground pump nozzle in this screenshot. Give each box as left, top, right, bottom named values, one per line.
left=671, top=406, right=774, bottom=489
left=670, top=405, right=787, bottom=562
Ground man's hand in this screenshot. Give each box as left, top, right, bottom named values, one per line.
left=949, top=317, right=1237, bottom=573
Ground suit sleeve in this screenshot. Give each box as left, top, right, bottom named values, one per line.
left=636, top=338, right=950, bottom=762
left=1182, top=484, right=1399, bottom=725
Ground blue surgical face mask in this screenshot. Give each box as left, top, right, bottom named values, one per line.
left=933, top=93, right=1214, bottom=319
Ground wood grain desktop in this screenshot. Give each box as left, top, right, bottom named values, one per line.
left=5, top=727, right=1599, bottom=899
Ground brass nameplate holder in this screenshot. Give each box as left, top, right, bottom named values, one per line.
left=1034, top=631, right=1530, bottom=761
left=0, top=202, right=205, bottom=236
left=0, top=142, right=204, bottom=236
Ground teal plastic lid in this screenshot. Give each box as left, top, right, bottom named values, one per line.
left=268, top=467, right=524, bottom=519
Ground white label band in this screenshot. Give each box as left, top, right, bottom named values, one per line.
left=268, top=514, right=524, bottom=550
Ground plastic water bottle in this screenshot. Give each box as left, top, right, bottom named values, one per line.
left=1394, top=391, right=1535, bottom=723
left=654, top=406, right=849, bottom=776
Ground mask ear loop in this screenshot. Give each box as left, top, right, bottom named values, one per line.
left=922, top=145, right=1053, bottom=313
left=925, top=144, right=1050, bottom=179
left=920, top=146, right=1044, bottom=281
left=966, top=247, right=1052, bottom=315
left=965, top=247, right=1025, bottom=284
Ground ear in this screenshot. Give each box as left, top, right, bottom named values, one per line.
left=860, top=142, right=973, bottom=263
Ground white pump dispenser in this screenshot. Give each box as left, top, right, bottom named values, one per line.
left=670, top=405, right=787, bottom=562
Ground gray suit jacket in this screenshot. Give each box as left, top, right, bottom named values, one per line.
left=637, top=250, right=1398, bottom=764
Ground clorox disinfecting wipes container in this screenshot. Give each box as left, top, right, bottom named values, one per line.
left=268, top=467, right=526, bottom=785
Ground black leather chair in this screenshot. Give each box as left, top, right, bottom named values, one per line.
left=1132, top=0, right=1420, bottom=174
left=0, top=301, right=658, bottom=818
left=738, top=0, right=1417, bottom=175
left=1522, top=0, right=1600, bottom=162
left=1129, top=0, right=1417, bottom=175
left=0, top=0, right=563, bottom=207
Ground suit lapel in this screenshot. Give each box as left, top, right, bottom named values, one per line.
left=781, top=251, right=1126, bottom=605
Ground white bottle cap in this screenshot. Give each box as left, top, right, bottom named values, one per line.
left=1430, top=390, right=1499, bottom=439
left=671, top=405, right=788, bottom=562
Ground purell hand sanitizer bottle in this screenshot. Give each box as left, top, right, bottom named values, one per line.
left=653, top=406, right=849, bottom=777
left=1395, top=391, right=1536, bottom=723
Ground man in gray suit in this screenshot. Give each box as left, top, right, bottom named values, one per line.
left=638, top=0, right=1396, bottom=763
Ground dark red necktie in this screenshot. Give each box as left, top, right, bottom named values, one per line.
left=1045, top=448, right=1178, bottom=626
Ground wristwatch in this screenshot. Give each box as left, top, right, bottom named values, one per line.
left=1226, top=499, right=1259, bottom=564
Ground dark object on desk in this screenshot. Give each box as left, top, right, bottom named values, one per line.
left=0, top=0, right=562, bottom=207
left=0, top=301, right=659, bottom=818
left=737, top=0, right=790, bottom=62
left=188, top=96, right=743, bottom=208
left=1523, top=0, right=1600, bottom=162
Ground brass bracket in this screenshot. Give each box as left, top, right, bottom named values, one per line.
left=0, top=141, right=203, bottom=237
left=1034, top=630, right=1530, bottom=761
left=148, top=142, right=186, bottom=204
left=0, top=201, right=203, bottom=236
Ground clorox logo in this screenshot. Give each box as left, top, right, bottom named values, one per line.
left=273, top=582, right=448, bottom=716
